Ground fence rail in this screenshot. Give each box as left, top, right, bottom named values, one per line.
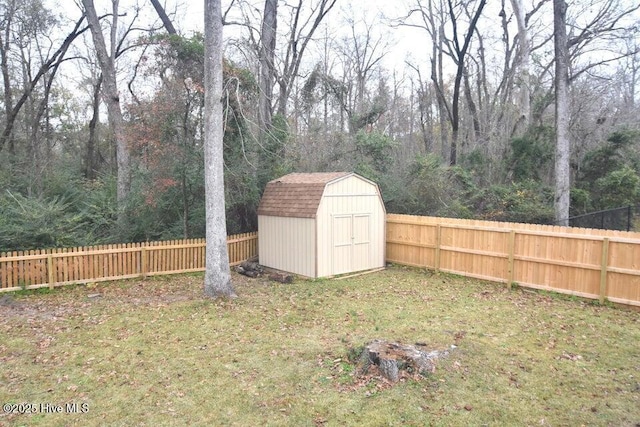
left=386, top=214, right=640, bottom=307
left=0, top=232, right=258, bottom=292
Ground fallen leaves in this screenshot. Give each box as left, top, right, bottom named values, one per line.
left=559, top=352, right=583, bottom=362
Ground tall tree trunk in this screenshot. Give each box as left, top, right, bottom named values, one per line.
left=204, top=0, right=235, bottom=298
left=30, top=73, right=56, bottom=196
left=0, top=1, right=14, bottom=154
left=259, top=0, right=277, bottom=134
left=86, top=75, right=103, bottom=180
left=510, top=0, right=531, bottom=132
left=181, top=171, right=190, bottom=239
left=82, top=0, right=131, bottom=213
left=463, top=68, right=481, bottom=142
left=553, top=0, right=570, bottom=226
left=435, top=26, right=449, bottom=161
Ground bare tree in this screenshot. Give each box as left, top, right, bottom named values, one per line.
left=204, top=0, right=235, bottom=298
left=400, top=0, right=486, bottom=164
left=331, top=16, right=389, bottom=134
left=553, top=0, right=570, bottom=226
left=406, top=63, right=434, bottom=153
left=81, top=0, right=131, bottom=212
left=275, top=0, right=337, bottom=117
left=567, top=0, right=640, bottom=82
left=443, top=0, right=487, bottom=165
left=0, top=3, right=87, bottom=154
left=620, top=38, right=639, bottom=108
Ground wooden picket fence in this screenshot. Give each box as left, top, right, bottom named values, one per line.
left=0, top=232, right=257, bottom=292
left=3, top=215, right=640, bottom=307
left=386, top=214, right=640, bottom=307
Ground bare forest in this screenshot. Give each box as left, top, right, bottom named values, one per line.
left=1, top=0, right=639, bottom=251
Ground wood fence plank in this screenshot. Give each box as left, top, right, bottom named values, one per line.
left=117, top=243, right=122, bottom=276
left=172, top=240, right=177, bottom=272
left=83, top=246, right=89, bottom=281
left=435, top=225, right=441, bottom=271
left=127, top=243, right=132, bottom=276
left=180, top=239, right=185, bottom=271
left=600, top=238, right=610, bottom=304
left=48, top=254, right=54, bottom=289
left=13, top=250, right=19, bottom=288
left=61, top=248, right=68, bottom=284
left=131, top=243, right=135, bottom=276
left=104, top=244, right=110, bottom=278
left=74, top=247, right=80, bottom=282
left=161, top=242, right=166, bottom=274
left=122, top=243, right=126, bottom=276
left=507, top=230, right=515, bottom=288
left=1, top=253, right=6, bottom=289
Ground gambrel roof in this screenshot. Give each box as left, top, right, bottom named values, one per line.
left=257, top=172, right=352, bottom=218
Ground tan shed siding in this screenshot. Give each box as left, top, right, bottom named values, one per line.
left=258, top=215, right=316, bottom=277
left=323, top=175, right=378, bottom=196
left=316, top=177, right=386, bottom=277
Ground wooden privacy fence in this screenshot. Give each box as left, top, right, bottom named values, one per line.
left=386, top=214, right=640, bottom=307
left=4, top=215, right=640, bottom=307
left=0, top=232, right=257, bottom=292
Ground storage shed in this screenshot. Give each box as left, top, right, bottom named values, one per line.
left=257, top=172, right=386, bottom=278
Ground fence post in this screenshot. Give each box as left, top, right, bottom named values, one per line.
left=141, top=246, right=147, bottom=279
left=507, top=230, right=516, bottom=289
left=435, top=224, right=441, bottom=271
left=47, top=254, right=54, bottom=289
left=599, top=238, right=610, bottom=304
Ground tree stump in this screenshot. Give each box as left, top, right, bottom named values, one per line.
left=357, top=340, right=449, bottom=383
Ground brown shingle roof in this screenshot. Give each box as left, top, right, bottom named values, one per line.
left=257, top=172, right=351, bottom=218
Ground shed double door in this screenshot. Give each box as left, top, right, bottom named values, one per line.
left=331, top=214, right=371, bottom=275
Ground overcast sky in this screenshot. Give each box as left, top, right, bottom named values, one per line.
left=173, top=0, right=426, bottom=69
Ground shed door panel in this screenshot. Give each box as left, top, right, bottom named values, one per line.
left=332, top=215, right=353, bottom=275
left=331, top=214, right=371, bottom=275
left=352, top=214, right=371, bottom=272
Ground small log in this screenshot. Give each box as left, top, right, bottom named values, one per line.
left=268, top=272, right=293, bottom=284
left=235, top=261, right=264, bottom=278
left=242, top=270, right=259, bottom=278
left=239, top=261, right=262, bottom=273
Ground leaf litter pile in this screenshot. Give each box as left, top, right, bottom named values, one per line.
left=0, top=266, right=638, bottom=426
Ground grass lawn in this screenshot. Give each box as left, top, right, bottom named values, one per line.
left=0, top=265, right=639, bottom=426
